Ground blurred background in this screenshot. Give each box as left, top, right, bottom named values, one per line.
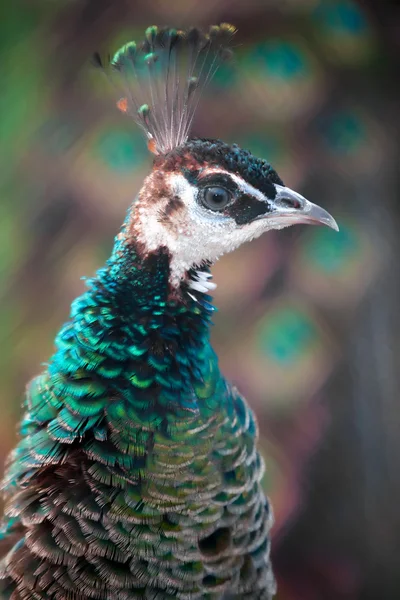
left=0, top=0, right=399, bottom=598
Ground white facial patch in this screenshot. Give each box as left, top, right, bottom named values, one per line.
left=133, top=168, right=275, bottom=288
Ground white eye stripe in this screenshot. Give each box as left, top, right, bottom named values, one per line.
left=198, top=167, right=267, bottom=203
left=227, top=172, right=267, bottom=202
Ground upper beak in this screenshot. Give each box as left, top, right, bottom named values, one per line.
left=260, top=184, right=339, bottom=232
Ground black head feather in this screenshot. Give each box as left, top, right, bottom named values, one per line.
left=156, top=138, right=284, bottom=200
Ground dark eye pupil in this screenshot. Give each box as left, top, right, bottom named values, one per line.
left=203, top=186, right=230, bottom=210
left=211, top=191, right=223, bottom=203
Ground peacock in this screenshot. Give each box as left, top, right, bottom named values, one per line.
left=0, top=24, right=338, bottom=600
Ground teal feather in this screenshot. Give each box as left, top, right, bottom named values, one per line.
left=0, top=24, right=276, bottom=600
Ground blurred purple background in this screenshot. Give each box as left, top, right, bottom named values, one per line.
left=1, top=1, right=399, bottom=598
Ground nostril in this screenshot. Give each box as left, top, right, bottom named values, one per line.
left=281, top=196, right=301, bottom=209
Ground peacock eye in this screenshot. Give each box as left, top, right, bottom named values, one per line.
left=202, top=186, right=231, bottom=211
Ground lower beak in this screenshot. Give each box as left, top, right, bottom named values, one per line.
left=263, top=184, right=339, bottom=232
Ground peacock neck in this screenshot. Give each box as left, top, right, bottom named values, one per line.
left=50, top=224, right=219, bottom=420
left=92, top=227, right=214, bottom=342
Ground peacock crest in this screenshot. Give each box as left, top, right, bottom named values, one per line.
left=93, top=24, right=237, bottom=155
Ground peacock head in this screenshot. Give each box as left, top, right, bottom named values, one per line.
left=132, top=138, right=338, bottom=288
left=95, top=24, right=337, bottom=291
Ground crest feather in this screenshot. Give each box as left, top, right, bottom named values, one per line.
left=94, top=24, right=237, bottom=155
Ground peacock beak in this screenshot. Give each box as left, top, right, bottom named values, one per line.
left=261, top=184, right=339, bottom=232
